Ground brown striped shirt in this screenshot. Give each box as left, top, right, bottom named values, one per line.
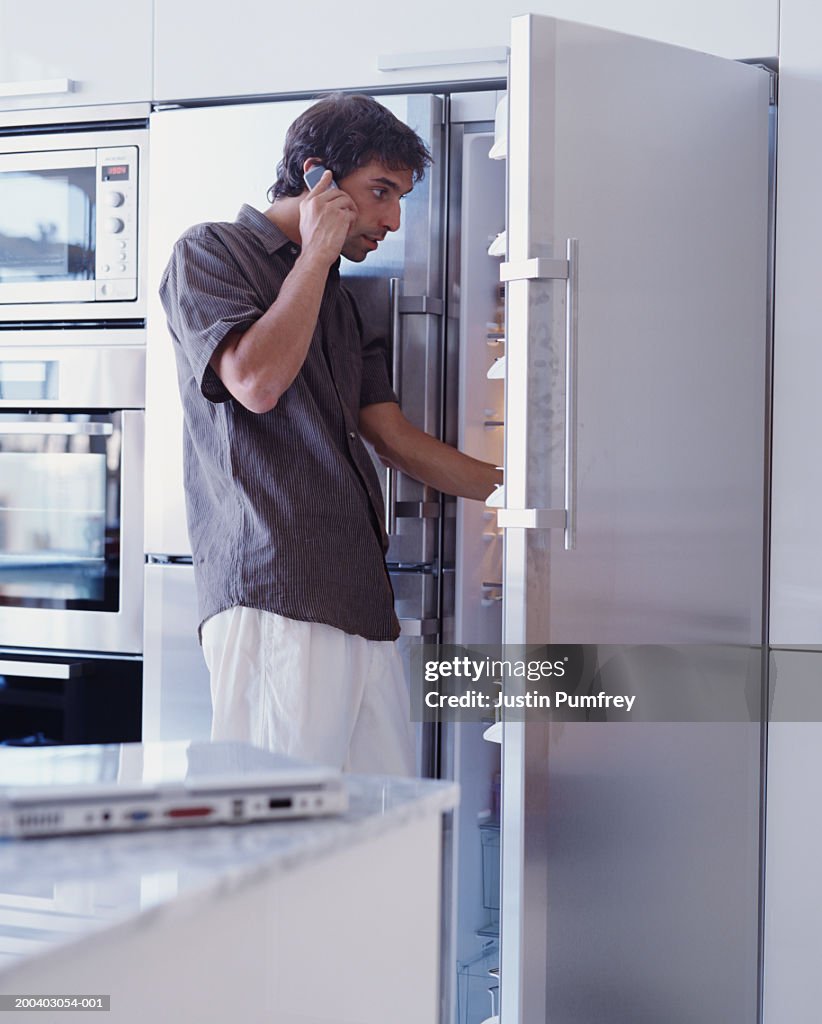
left=159, top=204, right=400, bottom=640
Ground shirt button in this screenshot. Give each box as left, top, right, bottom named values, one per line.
left=348, top=431, right=356, bottom=440
left=290, top=245, right=298, bottom=254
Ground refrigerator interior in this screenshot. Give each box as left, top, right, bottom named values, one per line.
left=445, top=113, right=507, bottom=1024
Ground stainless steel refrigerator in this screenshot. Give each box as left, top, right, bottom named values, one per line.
left=143, top=13, right=772, bottom=1022
left=496, top=16, right=771, bottom=1024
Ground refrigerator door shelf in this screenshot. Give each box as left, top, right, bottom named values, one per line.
left=487, top=357, right=506, bottom=380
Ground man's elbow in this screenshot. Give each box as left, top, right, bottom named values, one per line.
left=234, top=379, right=282, bottom=414
left=211, top=331, right=284, bottom=414
left=222, top=360, right=284, bottom=414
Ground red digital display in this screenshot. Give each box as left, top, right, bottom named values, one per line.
left=101, top=164, right=129, bottom=181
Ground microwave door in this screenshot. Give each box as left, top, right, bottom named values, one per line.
left=0, top=149, right=97, bottom=305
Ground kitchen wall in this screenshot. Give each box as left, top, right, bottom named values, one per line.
left=765, top=0, right=822, bottom=1020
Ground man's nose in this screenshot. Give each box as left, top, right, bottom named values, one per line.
left=382, top=199, right=402, bottom=234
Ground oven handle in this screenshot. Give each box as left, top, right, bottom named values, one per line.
left=0, top=659, right=92, bottom=680
left=0, top=422, right=114, bottom=436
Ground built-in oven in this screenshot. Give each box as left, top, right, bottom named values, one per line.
left=0, top=112, right=147, bottom=324
left=0, top=343, right=144, bottom=655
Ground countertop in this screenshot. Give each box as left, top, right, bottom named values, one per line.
left=0, top=774, right=458, bottom=977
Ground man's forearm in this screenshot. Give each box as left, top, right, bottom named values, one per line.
left=360, top=402, right=502, bottom=501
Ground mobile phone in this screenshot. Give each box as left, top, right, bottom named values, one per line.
left=303, top=164, right=339, bottom=191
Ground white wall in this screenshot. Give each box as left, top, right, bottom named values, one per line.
left=765, top=0, right=822, bottom=1020
left=770, top=0, right=822, bottom=644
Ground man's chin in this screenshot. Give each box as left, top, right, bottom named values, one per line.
left=341, top=248, right=368, bottom=263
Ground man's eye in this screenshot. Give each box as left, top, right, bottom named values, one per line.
left=372, top=188, right=387, bottom=199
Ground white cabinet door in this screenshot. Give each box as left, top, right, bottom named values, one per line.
left=0, top=0, right=152, bottom=112
left=155, top=0, right=776, bottom=103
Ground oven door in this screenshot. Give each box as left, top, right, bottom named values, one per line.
left=0, top=407, right=144, bottom=653
left=0, top=125, right=146, bottom=323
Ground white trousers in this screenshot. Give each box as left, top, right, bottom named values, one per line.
left=201, top=607, right=415, bottom=776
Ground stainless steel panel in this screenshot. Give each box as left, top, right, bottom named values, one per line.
left=503, top=19, right=770, bottom=647
left=501, top=14, right=771, bottom=1024
left=343, top=94, right=446, bottom=568
left=764, top=650, right=822, bottom=1023
left=142, top=562, right=212, bottom=742
left=0, top=345, right=145, bottom=409
left=0, top=409, right=144, bottom=654
left=145, top=99, right=314, bottom=555
left=145, top=96, right=444, bottom=559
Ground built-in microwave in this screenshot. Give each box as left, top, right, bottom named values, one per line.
left=0, top=118, right=147, bottom=323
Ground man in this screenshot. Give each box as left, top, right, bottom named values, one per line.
left=160, top=94, right=500, bottom=775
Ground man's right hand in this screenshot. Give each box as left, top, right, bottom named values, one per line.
left=298, top=170, right=357, bottom=265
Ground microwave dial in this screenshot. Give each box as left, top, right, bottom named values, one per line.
left=104, top=217, right=125, bottom=234
left=105, top=191, right=126, bottom=208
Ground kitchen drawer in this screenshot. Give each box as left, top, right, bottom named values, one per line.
left=0, top=652, right=141, bottom=744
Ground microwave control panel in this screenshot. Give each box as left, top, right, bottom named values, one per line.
left=95, top=146, right=138, bottom=301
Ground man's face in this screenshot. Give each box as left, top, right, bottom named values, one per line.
left=333, top=160, right=414, bottom=262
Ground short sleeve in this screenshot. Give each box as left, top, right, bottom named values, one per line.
left=360, top=332, right=399, bottom=409
left=159, top=230, right=265, bottom=403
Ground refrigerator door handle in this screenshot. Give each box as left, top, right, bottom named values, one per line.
left=497, top=238, right=578, bottom=550
left=384, top=277, right=403, bottom=536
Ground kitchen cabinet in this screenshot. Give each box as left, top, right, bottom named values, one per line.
left=0, top=0, right=152, bottom=113
left=153, top=0, right=777, bottom=103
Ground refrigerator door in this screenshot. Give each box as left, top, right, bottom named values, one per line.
left=500, top=15, right=770, bottom=1024
left=342, top=94, right=446, bottom=570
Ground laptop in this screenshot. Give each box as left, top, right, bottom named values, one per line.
left=0, top=740, right=348, bottom=839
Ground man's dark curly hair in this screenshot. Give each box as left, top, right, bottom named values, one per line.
left=268, top=93, right=432, bottom=202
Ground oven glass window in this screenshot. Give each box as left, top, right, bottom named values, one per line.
left=0, top=167, right=95, bottom=283
left=0, top=413, right=122, bottom=611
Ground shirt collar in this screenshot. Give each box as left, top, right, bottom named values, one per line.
left=236, top=204, right=341, bottom=275
left=237, top=204, right=298, bottom=256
